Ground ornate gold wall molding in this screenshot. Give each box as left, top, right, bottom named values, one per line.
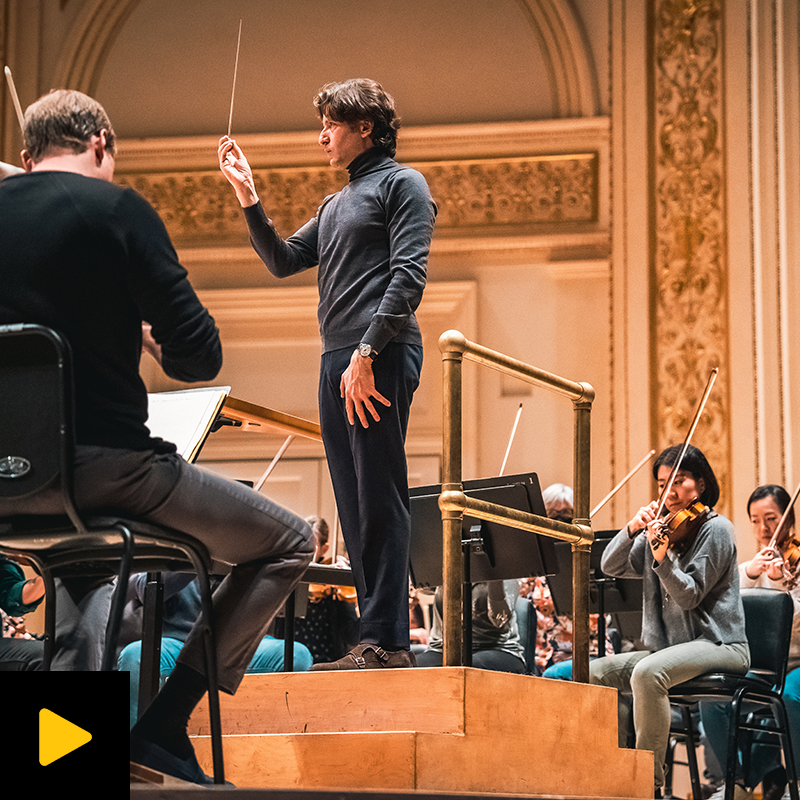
left=115, top=152, right=599, bottom=247
left=652, top=0, right=731, bottom=505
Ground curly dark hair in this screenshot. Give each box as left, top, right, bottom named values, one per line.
left=313, top=79, right=400, bottom=157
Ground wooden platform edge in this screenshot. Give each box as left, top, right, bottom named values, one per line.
left=130, top=759, right=196, bottom=786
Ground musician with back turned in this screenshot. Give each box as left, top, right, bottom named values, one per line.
left=0, top=89, right=314, bottom=784
left=219, top=79, right=437, bottom=670
left=589, top=444, right=750, bottom=798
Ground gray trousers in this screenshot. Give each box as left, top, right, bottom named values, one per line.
left=7, top=445, right=314, bottom=692
left=589, top=640, right=750, bottom=788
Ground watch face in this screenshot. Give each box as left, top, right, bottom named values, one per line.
left=359, top=343, right=371, bottom=358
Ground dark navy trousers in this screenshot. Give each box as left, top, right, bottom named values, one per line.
left=318, top=342, right=423, bottom=651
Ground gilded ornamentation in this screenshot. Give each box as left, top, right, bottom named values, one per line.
left=115, top=154, right=598, bottom=246
left=653, top=0, right=730, bottom=504
left=424, top=156, right=597, bottom=228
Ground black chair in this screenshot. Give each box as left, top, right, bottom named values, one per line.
left=0, top=323, right=224, bottom=784
left=668, top=588, right=799, bottom=800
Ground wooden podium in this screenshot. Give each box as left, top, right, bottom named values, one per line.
left=187, top=667, right=653, bottom=798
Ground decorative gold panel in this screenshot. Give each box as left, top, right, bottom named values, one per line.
left=115, top=153, right=598, bottom=247
left=653, top=0, right=731, bottom=506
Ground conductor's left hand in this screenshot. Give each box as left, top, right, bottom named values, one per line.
left=340, top=349, right=391, bottom=428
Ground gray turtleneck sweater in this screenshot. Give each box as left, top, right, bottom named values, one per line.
left=243, top=147, right=437, bottom=355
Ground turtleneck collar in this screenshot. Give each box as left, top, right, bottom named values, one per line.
left=346, top=147, right=393, bottom=181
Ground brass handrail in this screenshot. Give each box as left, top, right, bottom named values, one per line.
left=438, top=330, right=595, bottom=683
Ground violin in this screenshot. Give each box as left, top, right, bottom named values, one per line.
left=307, top=556, right=358, bottom=604
left=307, top=581, right=358, bottom=604
left=764, top=480, right=800, bottom=588
left=652, top=497, right=710, bottom=555
left=779, top=537, right=800, bottom=588
left=641, top=369, right=718, bottom=555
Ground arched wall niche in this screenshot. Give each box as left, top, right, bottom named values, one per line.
left=53, top=0, right=599, bottom=137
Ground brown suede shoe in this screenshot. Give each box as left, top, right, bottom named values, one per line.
left=310, top=643, right=417, bottom=671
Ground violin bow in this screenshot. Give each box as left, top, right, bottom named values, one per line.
left=4, top=66, right=24, bottom=132
left=654, top=367, right=719, bottom=519
left=591, top=449, right=656, bottom=519
left=766, top=480, right=800, bottom=553
left=499, top=403, right=523, bottom=477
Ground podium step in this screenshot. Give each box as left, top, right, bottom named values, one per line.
left=188, top=667, right=653, bottom=798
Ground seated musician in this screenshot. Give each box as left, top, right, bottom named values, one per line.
left=700, top=484, right=800, bottom=800
left=589, top=444, right=750, bottom=798
left=416, top=580, right=527, bottom=673
left=119, top=572, right=313, bottom=729
left=294, top=517, right=359, bottom=664
left=519, top=483, right=613, bottom=677
left=0, top=89, right=314, bottom=784
left=0, top=555, right=44, bottom=670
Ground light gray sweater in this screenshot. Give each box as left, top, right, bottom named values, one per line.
left=601, top=511, right=747, bottom=651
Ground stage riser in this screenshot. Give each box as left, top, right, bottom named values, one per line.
left=187, top=667, right=653, bottom=799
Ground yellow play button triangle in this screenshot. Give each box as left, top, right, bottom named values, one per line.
left=39, top=708, right=92, bottom=766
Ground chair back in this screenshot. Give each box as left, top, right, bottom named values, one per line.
left=0, top=324, right=83, bottom=530
left=741, top=586, right=794, bottom=692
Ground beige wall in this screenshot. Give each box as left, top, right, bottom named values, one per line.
left=3, top=0, right=800, bottom=557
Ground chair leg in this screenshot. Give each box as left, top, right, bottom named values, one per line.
left=138, top=572, right=164, bottom=719
left=663, top=736, right=676, bottom=798
left=283, top=590, right=296, bottom=672
left=42, top=567, right=57, bottom=670
left=101, top=524, right=134, bottom=671
left=725, top=690, right=746, bottom=800
left=772, top=698, right=799, bottom=798
left=182, top=548, right=224, bottom=785
left=679, top=705, right=704, bottom=800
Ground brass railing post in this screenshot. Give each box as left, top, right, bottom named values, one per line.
left=571, top=397, right=593, bottom=684
left=438, top=330, right=595, bottom=679
left=441, top=332, right=465, bottom=666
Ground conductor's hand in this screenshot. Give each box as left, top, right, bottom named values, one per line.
left=218, top=136, right=259, bottom=207
left=626, top=500, right=658, bottom=538
left=340, top=350, right=391, bottom=428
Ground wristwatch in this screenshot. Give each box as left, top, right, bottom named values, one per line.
left=358, top=342, right=378, bottom=360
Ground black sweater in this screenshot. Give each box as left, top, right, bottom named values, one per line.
left=0, top=171, right=221, bottom=452
left=244, top=148, right=436, bottom=354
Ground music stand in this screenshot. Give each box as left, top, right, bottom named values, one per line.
left=409, top=472, right=557, bottom=664
left=545, top=530, right=643, bottom=656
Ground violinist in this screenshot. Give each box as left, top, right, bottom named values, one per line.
left=590, top=444, right=750, bottom=798
left=741, top=485, right=798, bottom=589
left=700, top=485, right=800, bottom=800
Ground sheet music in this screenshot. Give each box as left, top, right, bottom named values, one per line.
left=146, top=387, right=231, bottom=463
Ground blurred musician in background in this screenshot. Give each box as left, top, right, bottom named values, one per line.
left=0, top=555, right=44, bottom=670
left=0, top=89, right=314, bottom=784
left=700, top=485, right=800, bottom=800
